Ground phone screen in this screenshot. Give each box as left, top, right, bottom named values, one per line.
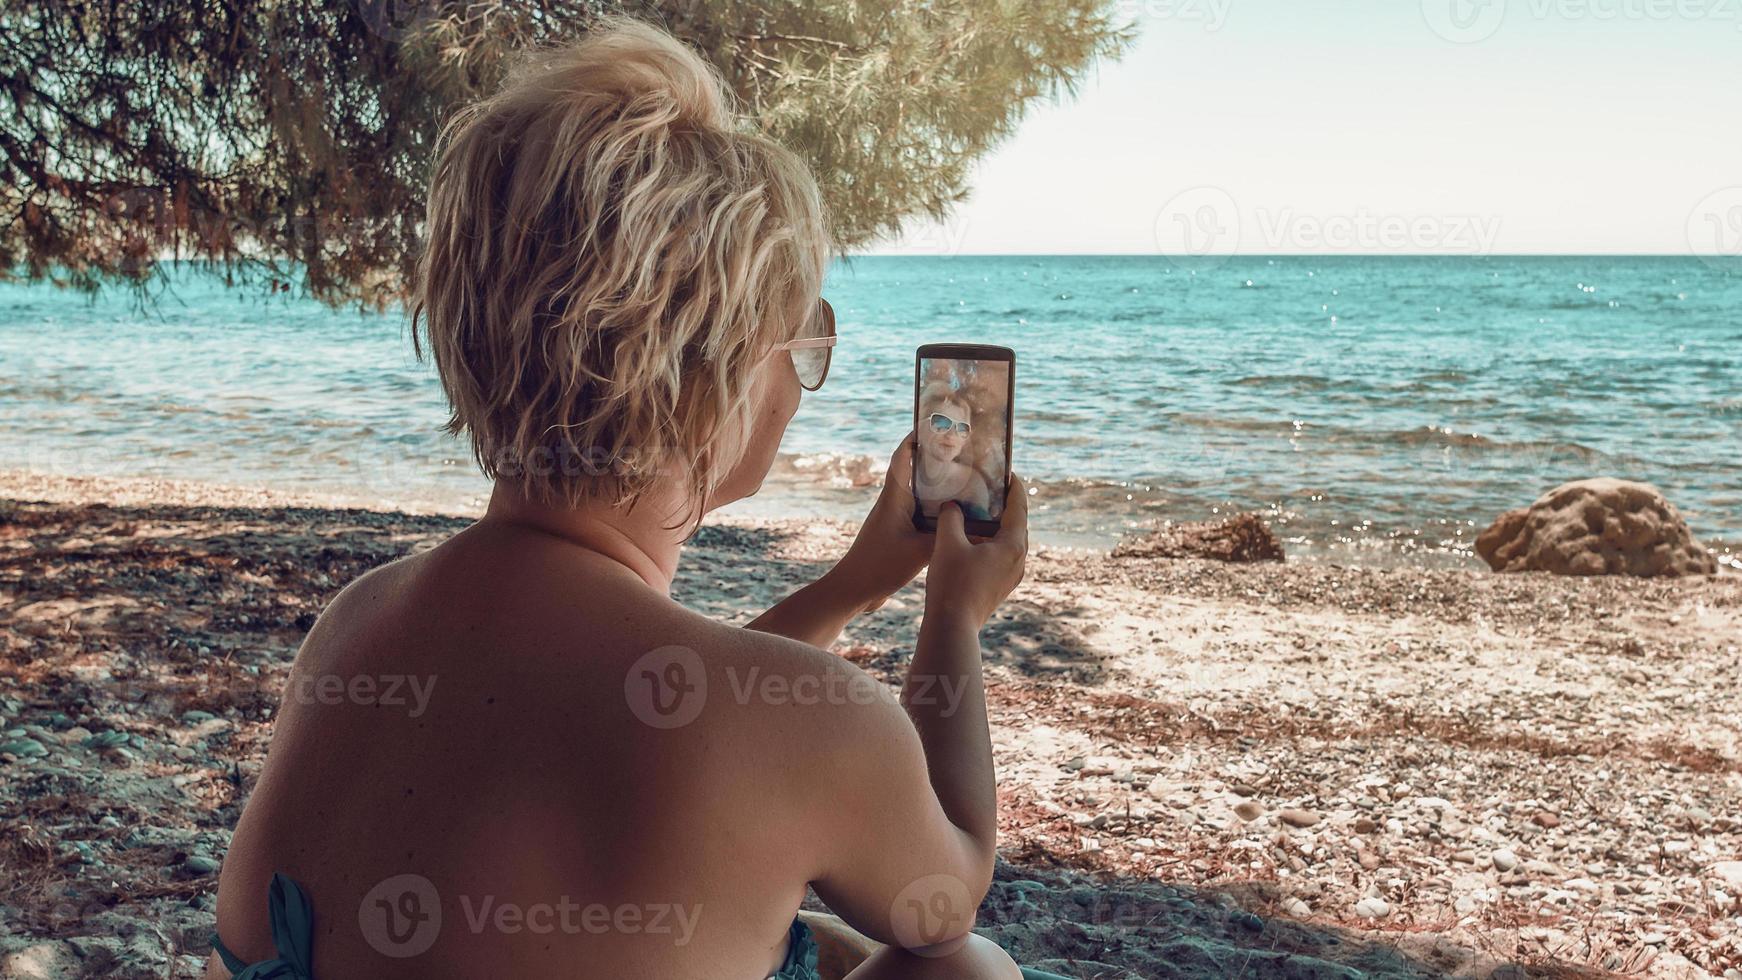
left=912, top=346, right=1014, bottom=534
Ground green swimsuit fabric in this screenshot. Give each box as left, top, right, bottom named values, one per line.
left=211, top=873, right=315, bottom=979
left=771, top=917, right=822, bottom=979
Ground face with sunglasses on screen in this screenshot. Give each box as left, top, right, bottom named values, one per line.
left=913, top=382, right=994, bottom=519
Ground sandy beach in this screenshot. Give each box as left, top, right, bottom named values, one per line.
left=1, top=470, right=1738, bottom=979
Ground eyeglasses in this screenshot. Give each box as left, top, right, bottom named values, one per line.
left=927, top=412, right=971, bottom=436
left=771, top=297, right=836, bottom=391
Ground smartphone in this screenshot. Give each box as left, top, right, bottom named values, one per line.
left=911, top=344, right=1015, bottom=536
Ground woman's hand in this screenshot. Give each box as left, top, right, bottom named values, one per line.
left=923, top=473, right=1028, bottom=631
left=829, top=434, right=935, bottom=614
left=746, top=436, right=932, bottom=648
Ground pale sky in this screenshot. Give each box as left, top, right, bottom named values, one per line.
left=877, top=0, right=1742, bottom=255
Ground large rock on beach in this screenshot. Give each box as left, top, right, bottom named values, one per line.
left=1114, top=512, right=1284, bottom=563
left=1476, top=478, right=1715, bottom=577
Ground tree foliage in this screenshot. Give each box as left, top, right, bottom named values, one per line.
left=0, top=0, right=1129, bottom=305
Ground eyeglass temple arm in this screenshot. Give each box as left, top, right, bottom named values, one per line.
left=774, top=337, right=837, bottom=351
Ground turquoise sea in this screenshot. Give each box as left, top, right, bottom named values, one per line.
left=2, top=256, right=1737, bottom=567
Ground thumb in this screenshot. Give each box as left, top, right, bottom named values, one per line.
left=935, top=501, right=970, bottom=553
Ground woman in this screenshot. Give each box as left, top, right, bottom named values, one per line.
left=209, top=19, right=1029, bottom=980
left=914, top=382, right=997, bottom=521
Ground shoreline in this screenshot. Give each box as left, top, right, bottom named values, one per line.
left=1, top=470, right=1739, bottom=978
left=5, top=464, right=1737, bottom=572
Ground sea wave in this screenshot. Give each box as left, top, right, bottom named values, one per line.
left=1232, top=374, right=1333, bottom=390
left=1167, top=415, right=1609, bottom=460
left=768, top=451, right=883, bottom=489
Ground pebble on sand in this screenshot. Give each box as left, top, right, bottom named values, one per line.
left=1354, top=897, right=1390, bottom=918
left=0, top=737, right=48, bottom=759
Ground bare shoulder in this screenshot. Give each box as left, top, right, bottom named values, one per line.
left=687, top=621, right=909, bottom=736
left=290, top=551, right=425, bottom=665
left=682, top=622, right=926, bottom=816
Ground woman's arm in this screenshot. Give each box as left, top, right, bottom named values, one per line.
left=746, top=436, right=932, bottom=649
left=745, top=563, right=889, bottom=649
left=809, top=480, right=1028, bottom=949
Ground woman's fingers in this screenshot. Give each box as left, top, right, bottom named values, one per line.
left=990, top=474, right=1029, bottom=578
left=998, top=474, right=1028, bottom=546
left=884, top=432, right=916, bottom=500
left=935, top=501, right=970, bottom=552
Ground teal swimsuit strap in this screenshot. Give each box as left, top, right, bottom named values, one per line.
left=211, top=873, right=317, bottom=980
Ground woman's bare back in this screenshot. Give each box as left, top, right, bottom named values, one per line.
left=212, top=522, right=858, bottom=978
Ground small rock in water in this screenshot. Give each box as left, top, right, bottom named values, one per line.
left=1113, top=513, right=1285, bottom=563
left=1475, top=478, right=1717, bottom=576
left=1278, top=808, right=1321, bottom=828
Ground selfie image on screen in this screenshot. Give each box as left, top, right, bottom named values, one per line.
left=914, top=358, right=1010, bottom=522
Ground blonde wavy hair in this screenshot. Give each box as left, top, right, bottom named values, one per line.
left=414, top=18, right=829, bottom=514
